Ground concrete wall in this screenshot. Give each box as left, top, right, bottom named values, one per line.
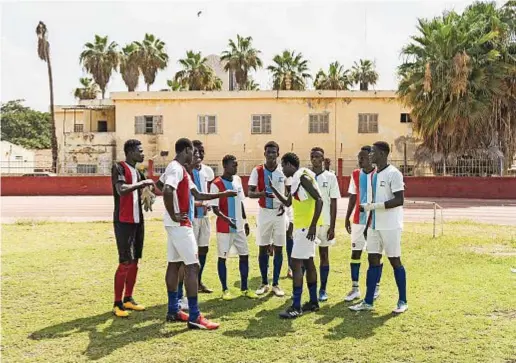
left=0, top=141, right=35, bottom=174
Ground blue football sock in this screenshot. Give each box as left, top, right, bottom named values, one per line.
left=307, top=281, right=318, bottom=303
left=217, top=259, right=228, bottom=291
left=177, top=280, right=184, bottom=300
left=377, top=263, right=384, bottom=286
left=188, top=296, right=200, bottom=322
left=198, top=254, right=207, bottom=283
left=167, top=290, right=178, bottom=315
left=286, top=237, right=294, bottom=269
left=272, top=250, right=283, bottom=286
left=239, top=258, right=249, bottom=291
left=258, top=253, right=269, bottom=285
left=292, top=286, right=302, bottom=310
left=364, top=265, right=381, bottom=305
left=319, top=265, right=330, bottom=292
left=350, top=259, right=361, bottom=286
left=394, top=265, right=407, bottom=303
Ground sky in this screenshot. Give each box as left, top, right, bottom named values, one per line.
left=1, top=0, right=497, bottom=112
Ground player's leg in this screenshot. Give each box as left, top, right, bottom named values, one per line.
left=256, top=209, right=273, bottom=295
left=302, top=257, right=320, bottom=312
left=123, top=222, right=145, bottom=311
left=177, top=265, right=188, bottom=310
left=113, top=222, right=133, bottom=317
left=165, top=226, right=189, bottom=322
left=271, top=215, right=286, bottom=297
left=197, top=218, right=212, bottom=293
left=178, top=227, right=219, bottom=330
left=383, top=229, right=407, bottom=314
left=233, top=231, right=258, bottom=299
left=286, top=234, right=294, bottom=278
left=317, top=225, right=333, bottom=302
left=216, top=233, right=232, bottom=300
left=279, top=257, right=303, bottom=318
left=349, top=229, right=383, bottom=311
left=345, top=224, right=366, bottom=301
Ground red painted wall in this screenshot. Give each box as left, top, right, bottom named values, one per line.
left=1, top=175, right=515, bottom=199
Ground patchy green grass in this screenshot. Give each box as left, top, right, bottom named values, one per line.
left=2, top=220, right=515, bottom=363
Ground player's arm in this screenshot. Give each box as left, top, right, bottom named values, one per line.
left=112, top=165, right=154, bottom=196
left=301, top=175, right=323, bottom=241
left=345, top=194, right=356, bottom=234
left=191, top=187, right=237, bottom=201
left=211, top=206, right=237, bottom=230
left=247, top=168, right=274, bottom=198
left=162, top=184, right=188, bottom=223
left=361, top=172, right=405, bottom=211
left=155, top=179, right=164, bottom=192
left=385, top=191, right=404, bottom=209
left=268, top=177, right=292, bottom=207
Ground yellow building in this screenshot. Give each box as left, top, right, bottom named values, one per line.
left=55, top=91, right=414, bottom=175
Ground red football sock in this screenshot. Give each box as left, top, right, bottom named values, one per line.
left=124, top=262, right=139, bottom=298
left=114, top=263, right=130, bottom=302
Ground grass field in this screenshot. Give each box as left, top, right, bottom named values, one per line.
left=2, top=219, right=516, bottom=363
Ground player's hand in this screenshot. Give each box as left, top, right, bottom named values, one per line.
left=224, top=216, right=237, bottom=230
left=267, top=176, right=278, bottom=197
left=267, top=244, right=274, bottom=256
left=222, top=190, right=238, bottom=198
left=327, top=227, right=335, bottom=241
left=172, top=212, right=189, bottom=223
left=140, top=179, right=155, bottom=188
left=277, top=204, right=285, bottom=216
left=244, top=223, right=250, bottom=236
left=360, top=203, right=374, bottom=212
left=287, top=222, right=294, bottom=240
left=345, top=219, right=352, bottom=234
left=141, top=186, right=156, bottom=212
left=306, top=225, right=317, bottom=241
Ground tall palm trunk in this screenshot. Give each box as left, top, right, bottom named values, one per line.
left=45, top=49, right=58, bottom=173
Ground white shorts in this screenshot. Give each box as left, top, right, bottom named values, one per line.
left=351, top=224, right=368, bottom=251
left=317, top=225, right=336, bottom=247
left=217, top=231, right=249, bottom=258
left=366, top=229, right=402, bottom=257
left=165, top=226, right=199, bottom=265
left=256, top=208, right=286, bottom=247
left=192, top=217, right=211, bottom=247
left=291, top=228, right=320, bottom=260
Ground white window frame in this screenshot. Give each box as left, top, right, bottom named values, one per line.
left=251, top=114, right=272, bottom=134
left=309, top=113, right=329, bottom=133
left=135, top=115, right=163, bottom=134
left=197, top=115, right=217, bottom=135
left=358, top=113, right=379, bottom=134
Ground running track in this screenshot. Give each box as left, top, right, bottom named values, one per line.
left=2, top=196, right=516, bottom=225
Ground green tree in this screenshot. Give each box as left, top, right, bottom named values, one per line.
left=174, top=51, right=222, bottom=91
left=73, top=77, right=99, bottom=100
left=1, top=100, right=52, bottom=149
left=351, top=59, right=378, bottom=91
left=79, top=35, right=119, bottom=99
left=35, top=21, right=58, bottom=172
left=220, top=35, right=263, bottom=90
left=245, top=78, right=260, bottom=91
left=136, top=34, right=168, bottom=91
left=397, top=1, right=516, bottom=170
left=267, top=50, right=311, bottom=90
left=166, top=79, right=186, bottom=91
left=120, top=43, right=141, bottom=92
left=314, top=61, right=352, bottom=90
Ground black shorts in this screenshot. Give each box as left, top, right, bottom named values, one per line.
left=114, top=222, right=144, bottom=263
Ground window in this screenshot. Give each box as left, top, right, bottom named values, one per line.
left=400, top=113, right=412, bottom=123
left=14, top=155, right=23, bottom=161
left=97, top=120, right=107, bottom=132
left=77, top=164, right=97, bottom=174
left=198, top=115, right=217, bottom=134
left=309, top=113, right=329, bottom=133
left=358, top=113, right=378, bottom=133
left=74, top=124, right=84, bottom=132
left=135, top=115, right=163, bottom=134
left=251, top=114, right=271, bottom=134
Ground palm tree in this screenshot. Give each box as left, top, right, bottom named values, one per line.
left=351, top=59, right=379, bottom=91
left=74, top=77, right=99, bottom=100
left=175, top=51, right=221, bottom=91
left=79, top=35, right=119, bottom=99
left=135, top=34, right=168, bottom=91
left=397, top=2, right=516, bottom=172
left=245, top=78, right=260, bottom=91
left=220, top=35, right=263, bottom=90
left=314, top=61, right=352, bottom=90
left=267, top=50, right=311, bottom=90
left=36, top=21, right=58, bottom=173
left=166, top=79, right=186, bottom=91
left=120, top=43, right=141, bottom=92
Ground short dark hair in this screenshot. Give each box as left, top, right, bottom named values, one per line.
left=373, top=141, right=390, bottom=155
left=192, top=140, right=203, bottom=148
left=222, top=154, right=237, bottom=167
left=124, top=139, right=142, bottom=155
left=175, top=138, right=193, bottom=154
left=360, top=145, right=372, bottom=153
left=281, top=152, right=300, bottom=168
left=311, top=147, right=325, bottom=155
left=324, top=158, right=331, bottom=163
left=264, top=141, right=279, bottom=152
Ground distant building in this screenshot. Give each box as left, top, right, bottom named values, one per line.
left=0, top=141, right=35, bottom=174
left=205, top=54, right=237, bottom=91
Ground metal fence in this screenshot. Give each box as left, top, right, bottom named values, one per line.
left=2, top=156, right=515, bottom=177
